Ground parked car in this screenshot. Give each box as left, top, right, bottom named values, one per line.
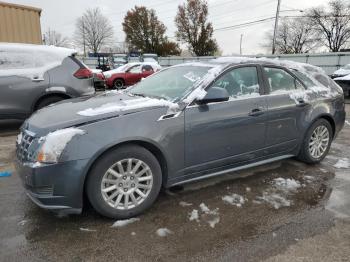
left=91, top=69, right=106, bottom=91
left=330, top=64, right=350, bottom=79
left=104, top=62, right=162, bottom=89
left=16, top=58, right=345, bottom=219
left=334, top=74, right=350, bottom=96
left=0, top=43, right=95, bottom=120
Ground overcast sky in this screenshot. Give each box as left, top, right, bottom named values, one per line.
left=7, top=0, right=329, bottom=55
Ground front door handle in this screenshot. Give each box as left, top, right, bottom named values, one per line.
left=249, top=108, right=264, bottom=116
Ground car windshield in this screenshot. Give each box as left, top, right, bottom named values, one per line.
left=129, top=66, right=212, bottom=102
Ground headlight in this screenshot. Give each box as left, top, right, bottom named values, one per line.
left=36, top=128, right=86, bottom=163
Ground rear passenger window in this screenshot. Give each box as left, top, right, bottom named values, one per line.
left=292, top=70, right=316, bottom=88
left=212, top=66, right=260, bottom=98
left=264, top=67, right=304, bottom=93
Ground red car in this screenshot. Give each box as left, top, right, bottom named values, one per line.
left=104, top=62, right=162, bottom=89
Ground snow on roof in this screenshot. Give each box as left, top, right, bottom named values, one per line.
left=334, top=74, right=350, bottom=81
left=0, top=43, right=76, bottom=79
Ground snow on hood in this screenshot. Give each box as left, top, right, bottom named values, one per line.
left=77, top=97, right=179, bottom=116
left=0, top=43, right=76, bottom=79
left=333, top=68, right=350, bottom=76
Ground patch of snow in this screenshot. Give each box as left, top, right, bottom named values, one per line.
left=39, top=128, right=86, bottom=162
left=319, top=168, right=328, bottom=173
left=46, top=86, right=66, bottom=93
left=334, top=73, right=350, bottom=81
left=183, top=71, right=202, bottom=82
left=189, top=209, right=200, bottom=222
left=273, top=178, right=301, bottom=192
left=199, top=203, right=211, bottom=214
left=334, top=158, right=350, bottom=169
left=256, top=192, right=291, bottom=209
left=131, top=232, right=136, bottom=236
left=304, top=175, right=315, bottom=182
left=16, top=132, right=22, bottom=145
left=111, top=217, right=140, bottom=228
left=17, top=220, right=27, bottom=226
left=183, top=88, right=207, bottom=104
left=345, top=120, right=350, bottom=127
left=156, top=228, right=172, bottom=237
left=79, top=227, right=96, bottom=232
left=77, top=97, right=179, bottom=116
left=0, top=43, right=75, bottom=79
left=272, top=232, right=277, bottom=238
left=179, top=201, right=193, bottom=207
left=222, top=193, right=246, bottom=207
left=31, top=162, right=43, bottom=168
left=246, top=187, right=251, bottom=192
left=208, top=217, right=220, bottom=228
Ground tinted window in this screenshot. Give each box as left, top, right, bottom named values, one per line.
left=212, top=67, right=260, bottom=98
left=264, top=67, right=303, bottom=93
left=142, top=65, right=153, bottom=72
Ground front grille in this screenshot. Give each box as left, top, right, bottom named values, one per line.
left=16, top=131, right=36, bottom=162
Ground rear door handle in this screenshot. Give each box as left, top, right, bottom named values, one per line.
left=249, top=108, right=264, bottom=116
left=296, top=99, right=309, bottom=107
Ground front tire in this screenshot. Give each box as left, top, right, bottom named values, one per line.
left=297, top=119, right=333, bottom=164
left=113, top=79, right=125, bottom=89
left=86, top=145, right=162, bottom=219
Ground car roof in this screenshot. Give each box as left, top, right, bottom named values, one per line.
left=177, top=56, right=324, bottom=75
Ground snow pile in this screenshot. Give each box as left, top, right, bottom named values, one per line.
left=183, top=88, right=207, bottom=103
left=254, top=177, right=301, bottom=209
left=255, top=192, right=291, bottom=209
left=156, top=228, right=172, bottom=237
left=111, top=217, right=140, bottom=228
left=38, top=128, right=86, bottom=162
left=79, top=227, right=97, bottom=232
left=77, top=97, right=179, bottom=116
left=334, top=158, right=350, bottom=169
left=179, top=201, right=193, bottom=207
left=0, top=43, right=75, bottom=79
left=189, top=209, right=199, bottom=222
left=222, top=193, right=246, bottom=207
left=273, top=178, right=301, bottom=192
left=334, top=74, right=350, bottom=81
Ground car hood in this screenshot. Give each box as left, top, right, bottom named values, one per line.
left=25, top=92, right=178, bottom=134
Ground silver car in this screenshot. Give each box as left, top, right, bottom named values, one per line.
left=0, top=43, right=95, bottom=119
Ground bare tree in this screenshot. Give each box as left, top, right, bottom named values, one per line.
left=265, top=18, right=320, bottom=54
left=43, top=28, right=70, bottom=47
left=309, top=0, right=350, bottom=52
left=74, top=7, right=114, bottom=54
left=175, top=0, right=218, bottom=56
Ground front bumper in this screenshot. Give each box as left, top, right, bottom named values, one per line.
left=15, top=158, right=90, bottom=215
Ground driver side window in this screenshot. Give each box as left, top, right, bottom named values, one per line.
left=211, top=66, right=260, bottom=98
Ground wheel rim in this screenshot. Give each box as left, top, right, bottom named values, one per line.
left=101, top=158, right=153, bottom=210
left=114, top=80, right=123, bottom=89
left=308, top=125, right=330, bottom=159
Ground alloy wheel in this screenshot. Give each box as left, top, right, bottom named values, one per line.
left=308, top=125, right=330, bottom=159
left=101, top=158, right=153, bottom=210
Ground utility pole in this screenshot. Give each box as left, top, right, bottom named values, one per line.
left=272, top=0, right=281, bottom=55
left=240, top=34, right=243, bottom=55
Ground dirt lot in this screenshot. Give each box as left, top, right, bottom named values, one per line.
left=0, top=104, right=349, bottom=262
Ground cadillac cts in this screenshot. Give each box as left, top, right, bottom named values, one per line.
left=16, top=58, right=346, bottom=219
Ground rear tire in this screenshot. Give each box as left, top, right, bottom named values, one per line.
left=86, top=145, right=162, bottom=219
left=35, top=96, right=65, bottom=110
left=297, top=119, right=333, bottom=164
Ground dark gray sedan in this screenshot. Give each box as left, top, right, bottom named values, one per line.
left=15, top=58, right=346, bottom=219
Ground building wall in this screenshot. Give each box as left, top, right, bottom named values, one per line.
left=0, top=2, right=42, bottom=44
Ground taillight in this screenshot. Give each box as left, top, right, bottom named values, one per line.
left=74, top=68, right=93, bottom=79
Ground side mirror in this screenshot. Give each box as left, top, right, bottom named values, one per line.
left=196, top=87, right=230, bottom=104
